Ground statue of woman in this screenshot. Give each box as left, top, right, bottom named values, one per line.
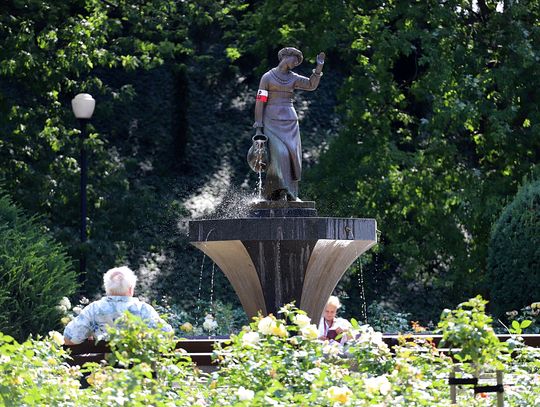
left=253, top=47, right=325, bottom=201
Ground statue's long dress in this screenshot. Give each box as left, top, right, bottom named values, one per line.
left=261, top=69, right=321, bottom=200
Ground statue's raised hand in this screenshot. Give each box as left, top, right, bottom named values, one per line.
left=316, top=52, right=325, bottom=65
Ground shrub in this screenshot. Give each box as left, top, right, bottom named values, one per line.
left=487, top=179, right=540, bottom=317
left=365, top=302, right=412, bottom=333
left=502, top=302, right=540, bottom=334
left=154, top=298, right=248, bottom=337
left=0, top=331, right=81, bottom=405
left=438, top=296, right=509, bottom=372
left=0, top=194, right=78, bottom=341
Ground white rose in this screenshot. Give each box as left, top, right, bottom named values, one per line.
left=59, top=297, right=71, bottom=310
left=257, top=316, right=276, bottom=335
left=300, top=324, right=319, bottom=340
left=364, top=375, right=391, bottom=396
left=242, top=331, right=260, bottom=347
left=322, top=342, right=341, bottom=356
left=293, top=314, right=311, bottom=328
left=203, top=314, right=218, bottom=331
left=379, top=376, right=391, bottom=395
left=302, top=371, right=315, bottom=382
left=72, top=306, right=83, bottom=315
left=371, top=331, right=385, bottom=347
left=56, top=305, right=68, bottom=313
left=48, top=330, right=64, bottom=346
left=237, top=386, right=255, bottom=401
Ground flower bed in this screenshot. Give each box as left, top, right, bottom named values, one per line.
left=0, top=297, right=539, bottom=406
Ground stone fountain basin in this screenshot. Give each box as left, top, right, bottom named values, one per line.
left=189, top=216, right=377, bottom=322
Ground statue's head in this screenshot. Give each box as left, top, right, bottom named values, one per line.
left=278, top=47, right=303, bottom=67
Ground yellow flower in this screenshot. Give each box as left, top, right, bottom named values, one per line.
left=300, top=324, right=319, bottom=340
left=326, top=386, right=352, bottom=404
left=86, top=371, right=108, bottom=387
left=531, top=302, right=540, bottom=310
left=48, top=330, right=64, bottom=346
left=411, top=321, right=426, bottom=333
left=11, top=376, right=24, bottom=386
left=270, top=323, right=288, bottom=338
left=181, top=322, right=193, bottom=332
left=61, top=316, right=71, bottom=325
left=46, top=358, right=58, bottom=366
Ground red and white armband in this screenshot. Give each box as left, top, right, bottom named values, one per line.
left=256, top=89, right=268, bottom=102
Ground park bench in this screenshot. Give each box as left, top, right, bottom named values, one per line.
left=63, top=337, right=229, bottom=368
left=64, top=333, right=540, bottom=367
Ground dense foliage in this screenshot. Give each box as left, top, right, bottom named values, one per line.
left=1, top=0, right=540, bottom=322
left=1, top=299, right=539, bottom=406
left=488, top=179, right=540, bottom=317
left=302, top=0, right=540, bottom=319
left=0, top=194, right=77, bottom=341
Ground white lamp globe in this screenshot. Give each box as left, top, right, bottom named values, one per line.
left=71, top=93, right=95, bottom=119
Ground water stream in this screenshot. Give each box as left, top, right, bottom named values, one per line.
left=209, top=262, right=216, bottom=308
left=258, top=169, right=263, bottom=200
left=349, top=225, right=368, bottom=323
left=255, top=143, right=264, bottom=200
left=196, top=229, right=215, bottom=322
left=358, top=260, right=367, bottom=323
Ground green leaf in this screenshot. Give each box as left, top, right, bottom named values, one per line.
left=520, top=320, right=532, bottom=329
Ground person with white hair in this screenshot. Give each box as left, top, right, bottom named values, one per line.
left=318, top=295, right=351, bottom=344
left=63, top=266, right=172, bottom=344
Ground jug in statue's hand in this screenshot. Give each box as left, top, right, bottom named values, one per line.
left=247, top=133, right=269, bottom=173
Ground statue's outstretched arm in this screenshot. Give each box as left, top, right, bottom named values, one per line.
left=294, top=52, right=325, bottom=91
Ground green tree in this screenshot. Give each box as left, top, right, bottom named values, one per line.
left=304, top=0, right=540, bottom=319
left=0, top=0, right=191, bottom=293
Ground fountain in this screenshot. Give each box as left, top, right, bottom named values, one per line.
left=189, top=47, right=377, bottom=321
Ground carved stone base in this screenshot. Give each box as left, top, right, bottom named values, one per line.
left=189, top=216, right=377, bottom=321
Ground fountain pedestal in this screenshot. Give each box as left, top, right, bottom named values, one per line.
left=189, top=201, right=377, bottom=321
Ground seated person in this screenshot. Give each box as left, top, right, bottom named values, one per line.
left=318, top=295, right=351, bottom=344
left=64, top=266, right=172, bottom=344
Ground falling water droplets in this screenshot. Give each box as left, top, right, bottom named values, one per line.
left=196, top=253, right=205, bottom=321
left=254, top=139, right=265, bottom=200
left=258, top=169, right=263, bottom=200
left=358, top=261, right=367, bottom=323
left=197, top=229, right=214, bottom=323
left=209, top=262, right=216, bottom=308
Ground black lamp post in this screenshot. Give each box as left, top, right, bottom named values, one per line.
left=71, top=93, right=95, bottom=280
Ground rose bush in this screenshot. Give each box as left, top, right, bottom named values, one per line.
left=0, top=298, right=539, bottom=406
